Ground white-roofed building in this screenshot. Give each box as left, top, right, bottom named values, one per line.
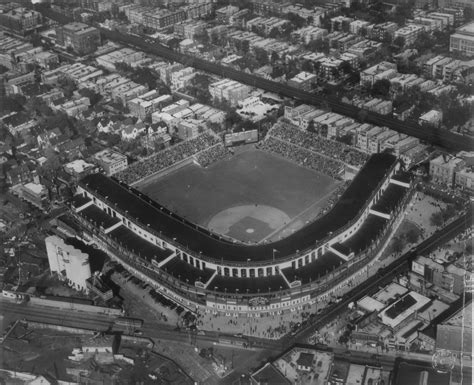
left=379, top=291, right=431, bottom=330
left=45, top=235, right=92, bottom=293
left=356, top=295, right=386, bottom=313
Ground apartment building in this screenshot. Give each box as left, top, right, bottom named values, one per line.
left=350, top=20, right=372, bottom=35
left=0, top=4, right=42, bottom=35
left=450, top=22, right=474, bottom=57
left=357, top=125, right=384, bottom=152
left=142, top=9, right=186, bottom=30
left=209, top=79, right=250, bottom=106
left=347, top=39, right=383, bottom=58
left=250, top=0, right=290, bottom=17
left=45, top=236, right=91, bottom=293
left=16, top=182, right=49, bottom=211
left=96, top=48, right=146, bottom=71
left=128, top=92, right=172, bottom=120
left=174, top=20, right=207, bottom=39
left=215, top=5, right=240, bottom=24
left=455, top=168, right=474, bottom=192
left=360, top=61, right=397, bottom=87
left=291, top=26, right=328, bottom=44
left=419, top=110, right=443, bottom=127
left=367, top=22, right=398, bottom=41
left=170, top=67, right=195, bottom=91
left=287, top=71, right=318, bottom=91
left=56, top=22, right=100, bottom=55
left=93, top=149, right=128, bottom=176
left=367, top=128, right=397, bottom=154
left=394, top=24, right=424, bottom=46
left=430, top=154, right=466, bottom=186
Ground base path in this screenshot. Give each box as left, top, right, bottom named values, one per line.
left=207, top=205, right=291, bottom=243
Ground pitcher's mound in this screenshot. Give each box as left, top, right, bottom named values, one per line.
left=207, top=205, right=290, bottom=243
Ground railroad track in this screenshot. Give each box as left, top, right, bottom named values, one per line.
left=291, top=209, right=472, bottom=344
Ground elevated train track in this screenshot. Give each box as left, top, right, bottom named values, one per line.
left=30, top=6, right=473, bottom=151
left=94, top=29, right=474, bottom=152
left=291, top=208, right=472, bottom=344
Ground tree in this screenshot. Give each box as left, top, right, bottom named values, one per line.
left=58, top=77, right=76, bottom=98
left=430, top=211, right=444, bottom=228
left=340, top=61, right=352, bottom=75
left=270, top=51, right=279, bottom=64
left=391, top=236, right=404, bottom=254
left=130, top=67, right=158, bottom=89
left=307, top=120, right=316, bottom=133
left=1, top=94, right=26, bottom=113
left=358, top=109, right=368, bottom=122
left=225, top=110, right=243, bottom=130
left=301, top=60, right=313, bottom=73
left=441, top=205, right=456, bottom=222
left=371, top=79, right=391, bottom=98
left=254, top=47, right=269, bottom=66
left=392, top=2, right=414, bottom=25
left=268, top=28, right=280, bottom=39
left=442, top=101, right=472, bottom=130
left=195, top=31, right=209, bottom=45
left=413, top=31, right=434, bottom=54
left=393, top=36, right=405, bottom=49
left=78, top=88, right=102, bottom=106
left=287, top=13, right=306, bottom=29
left=464, top=6, right=473, bottom=22
left=25, top=97, right=53, bottom=117
left=405, top=229, right=419, bottom=244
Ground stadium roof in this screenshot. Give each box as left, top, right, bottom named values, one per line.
left=79, top=153, right=397, bottom=263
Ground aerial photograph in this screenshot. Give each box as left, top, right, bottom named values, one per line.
left=0, top=0, right=472, bottom=383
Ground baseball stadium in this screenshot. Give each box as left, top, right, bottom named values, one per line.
left=71, top=129, right=413, bottom=314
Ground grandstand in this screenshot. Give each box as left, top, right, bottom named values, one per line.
left=72, top=151, right=412, bottom=313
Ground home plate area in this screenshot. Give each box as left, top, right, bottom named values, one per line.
left=207, top=204, right=290, bottom=243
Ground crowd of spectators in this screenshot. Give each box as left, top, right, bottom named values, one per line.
left=195, top=144, right=230, bottom=167
left=319, top=181, right=350, bottom=217
left=116, top=133, right=220, bottom=184
left=272, top=123, right=368, bottom=168
left=259, top=136, right=344, bottom=179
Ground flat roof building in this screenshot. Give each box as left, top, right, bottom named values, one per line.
left=93, top=149, right=128, bottom=176
left=450, top=22, right=474, bottom=57
left=56, top=22, right=100, bottom=55
left=45, top=235, right=92, bottom=293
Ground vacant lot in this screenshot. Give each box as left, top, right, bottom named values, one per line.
left=137, top=149, right=339, bottom=243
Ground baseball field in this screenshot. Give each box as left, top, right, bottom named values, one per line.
left=136, top=149, right=340, bottom=243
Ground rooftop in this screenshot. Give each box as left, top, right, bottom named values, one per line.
left=251, top=363, right=291, bottom=385
left=456, top=22, right=474, bottom=35
left=209, top=274, right=288, bottom=294
left=19, top=180, right=42, bottom=194
left=65, top=159, right=95, bottom=174
left=94, top=149, right=127, bottom=164
left=108, top=225, right=173, bottom=264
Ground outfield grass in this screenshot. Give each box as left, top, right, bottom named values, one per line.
left=137, top=149, right=339, bottom=242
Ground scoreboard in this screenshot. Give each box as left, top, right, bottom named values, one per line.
left=224, top=129, right=259, bottom=147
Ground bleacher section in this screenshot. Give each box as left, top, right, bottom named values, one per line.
left=281, top=251, right=344, bottom=285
